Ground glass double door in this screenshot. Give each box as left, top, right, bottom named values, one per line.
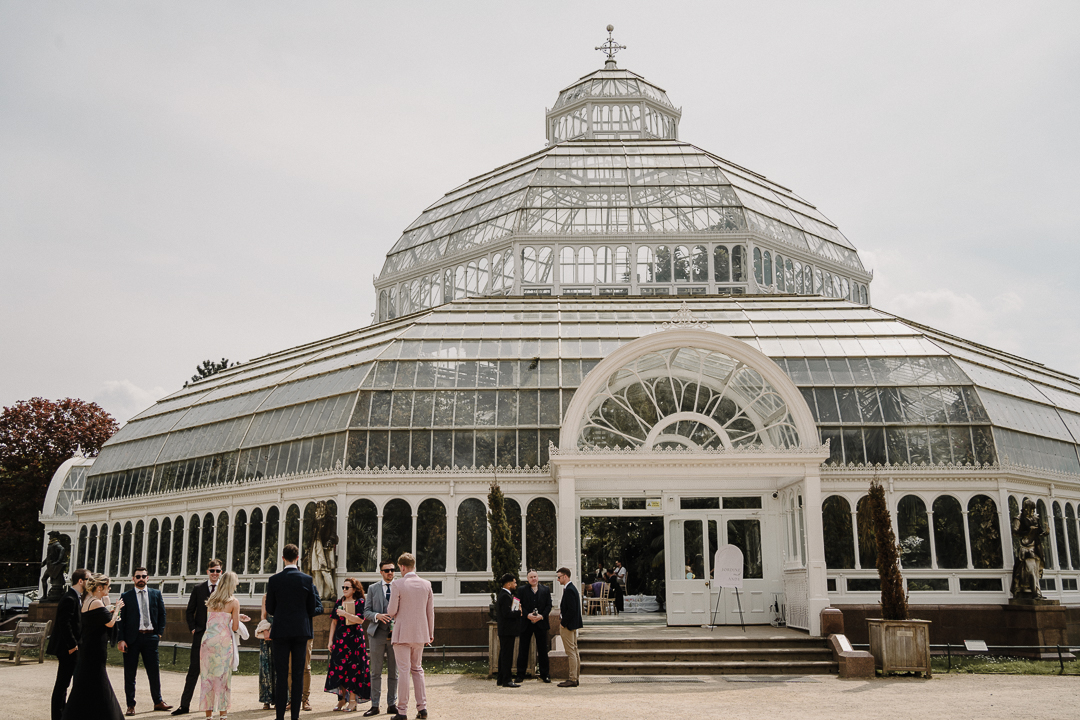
left=666, top=513, right=768, bottom=626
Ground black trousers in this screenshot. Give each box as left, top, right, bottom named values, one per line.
left=178, top=631, right=204, bottom=710
left=273, top=636, right=309, bottom=720
left=497, top=634, right=516, bottom=685
left=123, top=633, right=163, bottom=708
left=51, top=650, right=78, bottom=720
left=516, top=622, right=549, bottom=680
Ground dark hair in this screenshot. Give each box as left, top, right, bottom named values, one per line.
left=341, top=577, right=366, bottom=601
left=499, top=573, right=517, bottom=586
left=71, top=568, right=90, bottom=584
left=208, top=558, right=223, bottom=569
left=283, top=544, right=299, bottom=562
left=557, top=567, right=571, bottom=577
left=132, top=566, right=147, bottom=576
left=379, top=560, right=396, bottom=571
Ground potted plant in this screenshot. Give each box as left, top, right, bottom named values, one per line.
left=486, top=481, right=520, bottom=676
left=865, top=480, right=932, bottom=677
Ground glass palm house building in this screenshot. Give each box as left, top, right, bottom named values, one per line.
left=41, top=35, right=1080, bottom=637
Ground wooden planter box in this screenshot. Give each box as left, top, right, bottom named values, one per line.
left=866, top=618, right=932, bottom=678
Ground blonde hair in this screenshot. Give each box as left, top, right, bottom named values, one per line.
left=206, top=571, right=238, bottom=611
left=82, top=573, right=111, bottom=610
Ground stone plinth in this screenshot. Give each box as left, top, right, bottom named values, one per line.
left=820, top=607, right=844, bottom=637
left=1004, top=600, right=1068, bottom=658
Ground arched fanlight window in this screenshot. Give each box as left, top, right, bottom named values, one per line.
left=456, top=498, right=488, bottom=572
left=97, top=523, right=108, bottom=572
left=430, top=272, right=443, bottom=305
left=216, top=511, right=230, bottom=563
left=171, top=516, right=184, bottom=576
left=133, top=520, right=145, bottom=571
left=382, top=498, right=413, bottom=564
left=201, top=513, right=215, bottom=571
left=231, top=510, right=247, bottom=575
left=248, top=507, right=264, bottom=574
left=77, top=526, right=88, bottom=570
left=785, top=260, right=794, bottom=292
left=855, top=496, right=876, bottom=570
left=478, top=257, right=490, bottom=295
left=1036, top=499, right=1054, bottom=568
left=120, top=521, right=133, bottom=577
left=794, top=261, right=804, bottom=293
left=109, top=522, right=122, bottom=577
left=158, top=518, right=172, bottom=575
left=417, top=498, right=447, bottom=572
left=763, top=251, right=773, bottom=286
left=578, top=247, right=595, bottom=284
left=579, top=347, right=799, bottom=450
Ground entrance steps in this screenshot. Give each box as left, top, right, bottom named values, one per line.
left=578, top=626, right=837, bottom=676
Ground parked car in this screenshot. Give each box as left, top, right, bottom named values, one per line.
left=0, top=592, right=31, bottom=618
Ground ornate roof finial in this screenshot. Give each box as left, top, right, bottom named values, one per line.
left=596, top=24, right=626, bottom=68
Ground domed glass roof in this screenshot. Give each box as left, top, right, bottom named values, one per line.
left=552, top=67, right=675, bottom=112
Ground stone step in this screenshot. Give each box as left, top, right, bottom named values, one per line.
left=581, top=647, right=834, bottom=663
left=580, top=637, right=827, bottom=651
left=580, top=659, right=838, bottom=675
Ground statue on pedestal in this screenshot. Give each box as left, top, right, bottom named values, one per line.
left=308, top=501, right=338, bottom=605
left=1010, top=497, right=1049, bottom=599
left=42, top=530, right=68, bottom=601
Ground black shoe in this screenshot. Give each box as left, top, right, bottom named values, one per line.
left=391, top=715, right=407, bottom=720
left=386, top=707, right=398, bottom=716
left=417, top=712, right=428, bottom=720
left=363, top=709, right=380, bottom=718
left=541, top=676, right=551, bottom=683
left=171, top=709, right=190, bottom=716
left=513, top=677, right=524, bottom=684
left=503, top=682, right=521, bottom=688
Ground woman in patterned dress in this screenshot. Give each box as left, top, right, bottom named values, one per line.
left=324, top=577, right=370, bottom=711
left=256, top=595, right=275, bottom=710
left=200, top=571, right=244, bottom=719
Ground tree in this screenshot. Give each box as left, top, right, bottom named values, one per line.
left=185, top=358, right=235, bottom=387
left=487, top=481, right=518, bottom=600
left=0, top=398, right=118, bottom=587
left=868, top=480, right=908, bottom=620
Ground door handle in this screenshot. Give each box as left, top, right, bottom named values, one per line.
left=704, top=580, right=710, bottom=588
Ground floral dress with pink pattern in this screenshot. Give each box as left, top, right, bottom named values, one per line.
left=199, top=610, right=234, bottom=712
left=323, top=597, right=370, bottom=701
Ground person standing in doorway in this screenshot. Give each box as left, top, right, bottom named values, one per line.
left=556, top=567, right=582, bottom=688
left=266, top=544, right=323, bottom=720
left=48, top=567, right=88, bottom=720
left=514, top=569, right=552, bottom=684
left=117, top=567, right=172, bottom=714
left=172, top=559, right=223, bottom=715
left=386, top=552, right=434, bottom=720
left=362, top=560, right=399, bottom=717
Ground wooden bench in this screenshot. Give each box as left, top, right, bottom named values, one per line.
left=0, top=619, right=51, bottom=665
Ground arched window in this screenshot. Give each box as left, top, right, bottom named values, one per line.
left=855, top=496, right=876, bottom=569
left=200, top=513, right=215, bottom=571
left=264, top=506, right=280, bottom=573
left=655, top=246, right=672, bottom=282
left=231, top=510, right=247, bottom=575
left=804, top=266, right=813, bottom=293
left=714, top=246, right=730, bottom=282
left=420, top=275, right=431, bottom=308
left=775, top=254, right=785, bottom=291
left=133, top=520, right=144, bottom=571
left=1052, top=502, right=1068, bottom=570
left=1036, top=500, right=1054, bottom=568
left=505, top=497, right=522, bottom=568
left=763, top=251, right=773, bottom=287
left=785, top=260, right=794, bottom=292
left=158, top=519, right=172, bottom=575
left=456, top=498, right=488, bottom=572
left=732, top=246, right=746, bottom=282
left=673, top=245, right=691, bottom=282
left=77, top=526, right=88, bottom=570
left=1066, top=503, right=1080, bottom=570
left=753, top=247, right=763, bottom=284
left=170, top=516, right=184, bottom=576
left=430, top=272, right=443, bottom=305
left=616, top=246, right=631, bottom=283
left=378, top=290, right=387, bottom=322
left=536, top=247, right=553, bottom=283
left=636, top=246, right=655, bottom=283
left=95, top=523, right=107, bottom=573
left=595, top=247, right=612, bottom=283
left=382, top=499, right=413, bottom=564
left=526, top=498, right=557, bottom=571
left=215, top=511, right=230, bottom=563
left=968, top=495, right=1003, bottom=569
left=248, top=507, right=264, bottom=574
left=186, top=514, right=201, bottom=575
left=932, top=496, right=966, bottom=568
left=823, top=271, right=834, bottom=297
left=560, top=247, right=575, bottom=283
left=822, top=495, right=854, bottom=569
left=502, top=250, right=515, bottom=292
left=285, top=504, right=300, bottom=548
left=417, top=498, right=447, bottom=572
left=347, top=499, right=378, bottom=572
left=794, top=261, right=804, bottom=293
left=478, top=257, right=490, bottom=295
left=301, top=502, right=317, bottom=574
left=578, top=247, right=595, bottom=284
left=387, top=286, right=397, bottom=320
left=896, top=495, right=931, bottom=568
left=691, top=245, right=708, bottom=282
left=86, top=525, right=98, bottom=573
left=141, top=522, right=153, bottom=576
left=466, top=261, right=478, bottom=296
left=454, top=265, right=467, bottom=300
left=120, top=521, right=133, bottom=577
left=108, top=523, right=121, bottom=577
left=443, top=268, right=454, bottom=301
left=814, top=269, right=823, bottom=295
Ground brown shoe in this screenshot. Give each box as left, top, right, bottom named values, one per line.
left=556, top=680, right=579, bottom=687
left=154, top=703, right=173, bottom=712
left=302, top=701, right=313, bottom=712
left=127, top=709, right=135, bottom=717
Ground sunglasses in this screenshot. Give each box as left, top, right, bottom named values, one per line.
left=134, top=575, right=148, bottom=579
left=208, top=569, right=222, bottom=574
left=381, top=568, right=395, bottom=573
left=342, top=585, right=353, bottom=590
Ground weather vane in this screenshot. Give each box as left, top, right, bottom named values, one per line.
left=596, top=24, right=626, bottom=63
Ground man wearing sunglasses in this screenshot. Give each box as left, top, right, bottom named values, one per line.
left=362, top=561, right=399, bottom=717
left=171, top=560, right=223, bottom=715
left=117, top=567, right=171, bottom=715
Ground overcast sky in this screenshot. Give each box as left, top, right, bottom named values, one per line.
left=2, top=2, right=1079, bottom=425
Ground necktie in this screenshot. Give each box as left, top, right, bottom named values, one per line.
left=385, top=583, right=391, bottom=605
left=210, top=584, right=216, bottom=594
left=139, top=590, right=150, bottom=630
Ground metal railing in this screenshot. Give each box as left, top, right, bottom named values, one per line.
left=850, top=642, right=1079, bottom=674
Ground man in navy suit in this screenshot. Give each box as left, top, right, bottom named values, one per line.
left=266, top=543, right=323, bottom=720
left=117, top=566, right=171, bottom=714
left=515, top=569, right=553, bottom=683
left=556, top=567, right=583, bottom=687
left=47, top=568, right=88, bottom=720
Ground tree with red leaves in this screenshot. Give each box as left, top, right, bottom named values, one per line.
left=0, top=398, right=117, bottom=587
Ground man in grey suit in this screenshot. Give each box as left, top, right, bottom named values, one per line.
left=362, top=560, right=399, bottom=717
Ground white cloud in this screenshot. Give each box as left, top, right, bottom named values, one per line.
left=93, top=380, right=169, bottom=425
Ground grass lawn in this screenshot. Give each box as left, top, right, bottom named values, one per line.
left=932, top=655, right=1079, bottom=676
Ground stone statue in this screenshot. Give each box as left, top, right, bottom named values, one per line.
left=308, top=501, right=338, bottom=604
left=1010, top=497, right=1049, bottom=599
left=42, top=531, right=68, bottom=602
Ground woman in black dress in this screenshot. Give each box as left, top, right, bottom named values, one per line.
left=62, top=573, right=125, bottom=720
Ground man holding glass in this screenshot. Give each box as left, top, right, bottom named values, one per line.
left=362, top=560, right=399, bottom=717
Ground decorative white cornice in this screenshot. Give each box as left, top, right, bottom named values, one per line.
left=819, top=459, right=1080, bottom=488
left=552, top=441, right=829, bottom=457
left=660, top=302, right=710, bottom=331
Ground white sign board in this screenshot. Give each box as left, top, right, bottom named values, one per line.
left=964, top=640, right=988, bottom=652
left=714, top=544, right=744, bottom=590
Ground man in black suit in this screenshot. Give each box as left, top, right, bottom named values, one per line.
left=556, top=566, right=582, bottom=688
left=514, top=569, right=552, bottom=683
left=47, top=567, right=88, bottom=720
left=266, top=543, right=323, bottom=720
left=171, top=559, right=223, bottom=715
left=494, top=573, right=521, bottom=688
left=117, top=566, right=171, bottom=714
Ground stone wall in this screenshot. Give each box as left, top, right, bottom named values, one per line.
left=833, top=604, right=1080, bottom=647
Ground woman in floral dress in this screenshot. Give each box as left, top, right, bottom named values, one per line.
left=200, top=571, right=244, bottom=719
left=256, top=595, right=274, bottom=710
left=324, top=577, right=370, bottom=711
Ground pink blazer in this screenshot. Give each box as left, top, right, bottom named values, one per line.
left=387, top=572, right=435, bottom=645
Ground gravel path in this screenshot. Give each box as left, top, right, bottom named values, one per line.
left=5, top=660, right=1077, bottom=720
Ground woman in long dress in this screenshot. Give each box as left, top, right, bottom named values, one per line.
left=61, top=573, right=126, bottom=720
left=199, top=571, right=244, bottom=719
left=323, top=577, right=370, bottom=711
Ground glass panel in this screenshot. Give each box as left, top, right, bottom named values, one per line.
left=933, top=495, right=966, bottom=568
left=456, top=498, right=488, bottom=572
left=1036, top=500, right=1054, bottom=568
left=232, top=510, right=246, bottom=575
left=120, top=521, right=133, bottom=577
left=416, top=499, right=447, bottom=572
left=284, top=505, right=300, bottom=548
left=822, top=495, right=854, bottom=569
left=968, top=495, right=1003, bottom=569
left=680, top=497, right=719, bottom=510
left=672, top=519, right=704, bottom=580
left=855, top=496, right=876, bottom=569
left=264, top=506, right=279, bottom=574
left=726, top=519, right=763, bottom=579
left=216, top=511, right=230, bottom=564
left=186, top=515, right=200, bottom=576
left=722, top=497, right=762, bottom=509
left=381, top=499, right=413, bottom=565
left=897, top=495, right=931, bottom=568
left=526, top=498, right=558, bottom=571
left=247, top=507, right=263, bottom=575
left=158, top=519, right=171, bottom=576
left=346, top=499, right=377, bottom=572
left=171, top=517, right=184, bottom=577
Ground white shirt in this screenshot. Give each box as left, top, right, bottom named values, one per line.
left=137, top=589, right=152, bottom=631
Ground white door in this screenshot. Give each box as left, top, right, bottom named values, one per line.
left=665, top=518, right=712, bottom=625
left=707, top=513, right=771, bottom=626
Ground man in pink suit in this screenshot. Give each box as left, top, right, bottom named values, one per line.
left=386, top=552, right=434, bottom=720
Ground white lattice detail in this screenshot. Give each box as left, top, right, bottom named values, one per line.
left=783, top=570, right=809, bottom=631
